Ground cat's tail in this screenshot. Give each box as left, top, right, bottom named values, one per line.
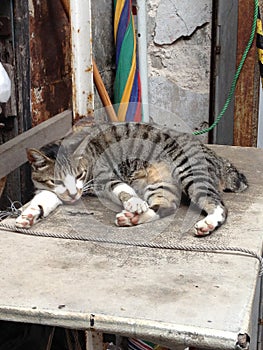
left=222, top=160, right=248, bottom=193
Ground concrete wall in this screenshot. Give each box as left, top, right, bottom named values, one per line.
left=147, top=0, right=212, bottom=138
left=258, top=87, right=263, bottom=148
left=91, top=0, right=115, bottom=113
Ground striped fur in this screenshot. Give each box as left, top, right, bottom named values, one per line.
left=16, top=122, right=248, bottom=235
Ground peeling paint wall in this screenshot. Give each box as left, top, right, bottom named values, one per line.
left=29, top=0, right=71, bottom=126
left=147, top=0, right=212, bottom=138
left=28, top=0, right=212, bottom=132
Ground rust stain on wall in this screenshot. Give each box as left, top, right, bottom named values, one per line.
left=30, top=0, right=72, bottom=126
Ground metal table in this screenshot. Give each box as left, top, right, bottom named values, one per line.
left=0, top=145, right=263, bottom=349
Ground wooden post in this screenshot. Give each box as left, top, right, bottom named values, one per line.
left=85, top=330, right=103, bottom=350
left=233, top=0, right=259, bottom=146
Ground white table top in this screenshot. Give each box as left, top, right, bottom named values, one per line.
left=0, top=145, right=263, bottom=349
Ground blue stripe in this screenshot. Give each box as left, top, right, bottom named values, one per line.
left=126, top=69, right=139, bottom=121
left=116, top=0, right=130, bottom=66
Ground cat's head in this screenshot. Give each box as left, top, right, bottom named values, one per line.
left=27, top=147, right=87, bottom=203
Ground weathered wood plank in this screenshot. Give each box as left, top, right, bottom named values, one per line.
left=0, top=177, right=7, bottom=198
left=233, top=0, right=259, bottom=146
left=0, top=110, right=72, bottom=179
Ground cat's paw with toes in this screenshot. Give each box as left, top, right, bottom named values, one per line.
left=15, top=206, right=42, bottom=228
left=194, top=206, right=225, bottom=236
left=115, top=210, right=139, bottom=226
left=123, top=197, right=148, bottom=214
left=115, top=208, right=158, bottom=226
left=194, top=218, right=215, bottom=236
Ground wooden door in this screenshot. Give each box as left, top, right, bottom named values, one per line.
left=0, top=0, right=31, bottom=208
left=210, top=0, right=238, bottom=145
left=211, top=0, right=259, bottom=146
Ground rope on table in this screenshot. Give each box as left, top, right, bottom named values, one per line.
left=0, top=222, right=262, bottom=277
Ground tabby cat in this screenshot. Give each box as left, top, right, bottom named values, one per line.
left=15, top=122, right=248, bottom=235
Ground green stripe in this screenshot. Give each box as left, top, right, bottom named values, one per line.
left=114, top=16, right=134, bottom=104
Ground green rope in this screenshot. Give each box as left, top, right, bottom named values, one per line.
left=193, top=0, right=259, bottom=136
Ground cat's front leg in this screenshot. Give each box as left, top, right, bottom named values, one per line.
left=15, top=190, right=62, bottom=228
left=111, top=182, right=158, bottom=226
left=112, top=183, right=149, bottom=214
left=115, top=208, right=159, bottom=226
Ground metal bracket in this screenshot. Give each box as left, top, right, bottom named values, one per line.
left=235, top=333, right=250, bottom=350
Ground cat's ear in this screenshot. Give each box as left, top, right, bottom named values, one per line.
left=73, top=137, right=88, bottom=159
left=26, top=148, right=52, bottom=170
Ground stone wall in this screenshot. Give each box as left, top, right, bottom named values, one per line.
left=147, top=0, right=212, bottom=138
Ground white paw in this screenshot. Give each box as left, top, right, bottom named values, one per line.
left=15, top=206, right=42, bottom=228
left=194, top=217, right=216, bottom=236
left=123, top=197, right=148, bottom=214
left=115, top=208, right=158, bottom=227
left=115, top=210, right=137, bottom=226
left=194, top=205, right=226, bottom=236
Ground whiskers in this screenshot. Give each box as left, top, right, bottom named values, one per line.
left=82, top=179, right=95, bottom=196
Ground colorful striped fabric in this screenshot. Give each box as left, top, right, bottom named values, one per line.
left=257, top=6, right=263, bottom=87
left=128, top=338, right=156, bottom=350
left=127, top=338, right=169, bottom=350
left=113, top=0, right=142, bottom=122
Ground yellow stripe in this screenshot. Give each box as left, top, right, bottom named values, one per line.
left=257, top=18, right=263, bottom=35
left=258, top=48, right=263, bottom=64
left=114, top=0, right=125, bottom=43
left=118, top=14, right=137, bottom=121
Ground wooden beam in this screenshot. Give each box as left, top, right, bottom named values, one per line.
left=233, top=0, right=259, bottom=146
left=0, top=110, right=72, bottom=179
left=0, top=177, right=7, bottom=198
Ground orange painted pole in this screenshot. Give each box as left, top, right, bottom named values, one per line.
left=93, top=59, right=118, bottom=122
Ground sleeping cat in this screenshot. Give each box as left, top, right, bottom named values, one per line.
left=15, top=122, right=248, bottom=235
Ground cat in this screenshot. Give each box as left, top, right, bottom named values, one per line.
left=15, top=122, right=248, bottom=236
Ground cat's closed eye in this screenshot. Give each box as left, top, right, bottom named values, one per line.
left=76, top=171, right=86, bottom=181
left=47, top=179, right=64, bottom=186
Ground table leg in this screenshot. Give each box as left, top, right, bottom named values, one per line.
left=85, top=330, right=104, bottom=350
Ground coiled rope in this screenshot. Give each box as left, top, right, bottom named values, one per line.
left=0, top=222, right=262, bottom=276
left=193, top=0, right=259, bottom=135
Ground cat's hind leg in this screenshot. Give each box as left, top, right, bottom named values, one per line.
left=115, top=186, right=178, bottom=227
left=15, top=190, right=62, bottom=228
left=115, top=163, right=180, bottom=227
left=183, top=181, right=227, bottom=236
left=111, top=182, right=158, bottom=226
left=194, top=203, right=227, bottom=236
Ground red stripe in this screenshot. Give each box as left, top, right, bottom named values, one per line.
left=134, top=73, right=142, bottom=122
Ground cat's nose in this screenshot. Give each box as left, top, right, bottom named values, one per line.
left=68, top=192, right=77, bottom=199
